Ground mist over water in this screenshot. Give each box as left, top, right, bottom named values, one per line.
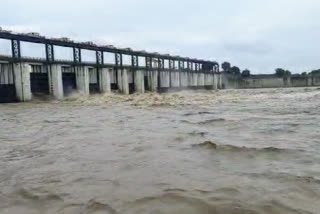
left=0, top=87, right=320, bottom=214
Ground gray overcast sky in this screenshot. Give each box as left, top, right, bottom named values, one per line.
left=1, top=0, right=320, bottom=74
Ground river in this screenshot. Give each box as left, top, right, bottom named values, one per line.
left=0, top=87, right=320, bottom=214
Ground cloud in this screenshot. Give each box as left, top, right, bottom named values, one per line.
left=0, top=0, right=320, bottom=74
left=223, top=40, right=272, bottom=55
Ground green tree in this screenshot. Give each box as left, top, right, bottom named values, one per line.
left=285, top=70, right=292, bottom=76
left=275, top=68, right=286, bottom=77
left=310, top=69, right=320, bottom=75
left=242, top=69, right=251, bottom=77
left=222, top=62, right=231, bottom=72
left=301, top=72, right=307, bottom=76
left=231, top=66, right=241, bottom=75
left=275, top=68, right=291, bottom=77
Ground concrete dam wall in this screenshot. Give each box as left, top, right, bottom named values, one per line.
left=0, top=62, right=222, bottom=103
left=222, top=73, right=320, bottom=89
left=0, top=30, right=221, bottom=103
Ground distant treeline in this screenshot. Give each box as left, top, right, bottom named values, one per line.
left=221, top=61, right=320, bottom=78
left=221, top=62, right=251, bottom=77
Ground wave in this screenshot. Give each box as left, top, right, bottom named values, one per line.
left=129, top=193, right=222, bottom=214
left=127, top=192, right=307, bottom=214
left=181, top=118, right=228, bottom=125
left=58, top=200, right=118, bottom=214
left=197, top=118, right=227, bottom=125
left=192, top=141, right=301, bottom=153
left=183, top=111, right=216, bottom=116
left=16, top=188, right=63, bottom=202
left=85, top=200, right=118, bottom=214
left=43, top=119, right=70, bottom=124
left=246, top=172, right=320, bottom=185
left=188, top=131, right=209, bottom=137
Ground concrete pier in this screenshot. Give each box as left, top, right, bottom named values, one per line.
left=197, top=73, right=205, bottom=88
left=99, top=68, right=111, bottom=93
left=49, top=64, right=63, bottom=99
left=147, top=70, right=158, bottom=92
left=192, top=72, right=198, bottom=88
left=204, top=73, right=214, bottom=89
left=117, top=69, right=123, bottom=92
left=159, top=70, right=170, bottom=91
left=75, top=66, right=90, bottom=95
left=218, top=73, right=223, bottom=89
left=134, top=70, right=145, bottom=93
left=122, top=69, right=130, bottom=95
left=186, top=72, right=191, bottom=88
left=117, top=69, right=129, bottom=94
left=180, top=72, right=188, bottom=88
left=13, top=63, right=32, bottom=101
left=284, top=76, right=292, bottom=87
left=170, top=71, right=180, bottom=88
left=212, top=73, right=218, bottom=89
left=307, top=76, right=313, bottom=86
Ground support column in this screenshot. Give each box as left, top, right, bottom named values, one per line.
left=117, top=69, right=123, bottom=92
left=218, top=73, right=223, bottom=89
left=204, top=73, right=209, bottom=86
left=170, top=70, right=180, bottom=88
left=75, top=66, right=90, bottom=95
left=134, top=70, right=145, bottom=93
left=284, top=76, right=292, bottom=87
left=180, top=71, right=188, bottom=88
left=148, top=70, right=158, bottom=92
left=212, top=73, right=218, bottom=90
left=13, top=63, right=32, bottom=102
left=99, top=67, right=111, bottom=93
left=307, top=76, right=313, bottom=86
left=117, top=69, right=129, bottom=94
left=192, top=72, right=198, bottom=88
left=204, top=73, right=213, bottom=89
left=49, top=64, right=63, bottom=99
left=159, top=70, right=170, bottom=91
left=197, top=72, right=205, bottom=88
left=210, top=73, right=215, bottom=88
left=122, top=69, right=129, bottom=95
left=187, top=72, right=192, bottom=87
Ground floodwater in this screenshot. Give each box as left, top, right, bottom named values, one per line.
left=0, top=87, right=320, bottom=214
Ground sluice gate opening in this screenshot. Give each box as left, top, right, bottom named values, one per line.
left=144, top=71, right=150, bottom=92
left=62, top=66, right=76, bottom=96
left=128, top=70, right=135, bottom=94
left=144, top=76, right=150, bottom=91
left=0, top=63, right=16, bottom=103
left=111, top=68, right=118, bottom=90
left=89, top=68, right=100, bottom=94
left=30, top=64, right=49, bottom=96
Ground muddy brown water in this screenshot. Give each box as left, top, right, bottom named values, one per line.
left=0, top=88, right=320, bottom=214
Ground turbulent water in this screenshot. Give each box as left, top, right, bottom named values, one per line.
left=0, top=87, right=320, bottom=214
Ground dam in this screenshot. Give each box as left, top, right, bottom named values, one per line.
left=0, top=30, right=222, bottom=103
